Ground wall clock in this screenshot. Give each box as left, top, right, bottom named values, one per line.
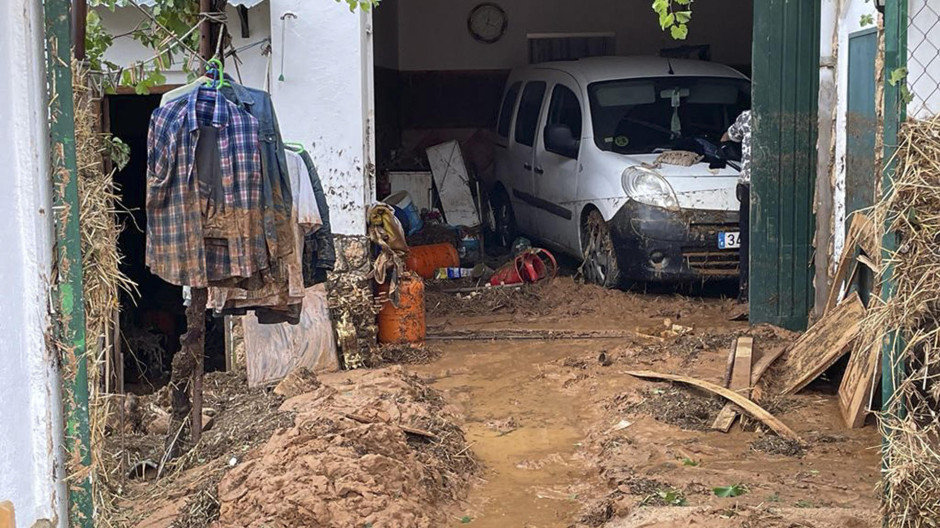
left=468, top=3, right=508, bottom=44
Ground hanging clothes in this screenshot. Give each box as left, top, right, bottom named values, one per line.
left=285, top=145, right=336, bottom=286
left=146, top=86, right=265, bottom=288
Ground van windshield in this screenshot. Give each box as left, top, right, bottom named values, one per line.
left=587, top=77, right=750, bottom=154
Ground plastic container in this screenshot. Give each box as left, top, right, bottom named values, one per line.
left=385, top=191, right=423, bottom=235
left=406, top=243, right=460, bottom=279
left=377, top=276, right=426, bottom=344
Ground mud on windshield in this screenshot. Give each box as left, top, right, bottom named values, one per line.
left=587, top=77, right=751, bottom=155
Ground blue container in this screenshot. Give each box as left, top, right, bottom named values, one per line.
left=385, top=191, right=423, bottom=235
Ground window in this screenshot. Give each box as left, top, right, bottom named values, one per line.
left=497, top=82, right=522, bottom=138
left=514, top=81, right=547, bottom=147
left=546, top=85, right=583, bottom=136
left=587, top=77, right=750, bottom=154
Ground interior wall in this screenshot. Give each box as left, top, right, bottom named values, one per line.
left=397, top=0, right=753, bottom=72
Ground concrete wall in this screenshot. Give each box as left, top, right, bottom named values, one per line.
left=395, top=0, right=753, bottom=72
left=0, top=0, right=66, bottom=525
left=97, top=3, right=272, bottom=90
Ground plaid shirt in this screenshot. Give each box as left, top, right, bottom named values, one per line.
left=146, top=88, right=266, bottom=287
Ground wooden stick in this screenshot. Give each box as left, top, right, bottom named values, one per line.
left=190, top=287, right=207, bottom=445
left=625, top=370, right=803, bottom=443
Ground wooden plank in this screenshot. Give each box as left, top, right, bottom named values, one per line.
left=731, top=337, right=754, bottom=395
left=711, top=405, right=739, bottom=432
left=425, top=141, right=481, bottom=227
left=0, top=501, right=14, bottom=528
left=839, top=340, right=881, bottom=428
left=721, top=345, right=737, bottom=388
left=626, top=370, right=803, bottom=443
left=763, top=293, right=866, bottom=396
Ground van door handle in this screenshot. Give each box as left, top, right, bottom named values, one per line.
left=523, top=163, right=533, bottom=171
left=534, top=166, right=545, bottom=175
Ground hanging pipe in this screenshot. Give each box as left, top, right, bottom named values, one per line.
left=43, top=0, right=94, bottom=526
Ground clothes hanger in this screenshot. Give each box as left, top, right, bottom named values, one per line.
left=284, top=142, right=306, bottom=154
left=203, top=58, right=232, bottom=90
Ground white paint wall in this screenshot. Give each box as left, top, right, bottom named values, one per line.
left=908, top=0, right=940, bottom=119
left=0, top=0, right=66, bottom=525
left=395, top=0, right=753, bottom=71
left=269, top=0, right=371, bottom=235
left=98, top=3, right=272, bottom=90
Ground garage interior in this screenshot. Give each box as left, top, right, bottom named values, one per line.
left=371, top=0, right=754, bottom=206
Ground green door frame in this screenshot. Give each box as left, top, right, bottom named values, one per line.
left=749, top=0, right=822, bottom=331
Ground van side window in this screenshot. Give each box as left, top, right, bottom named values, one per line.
left=545, top=85, right=582, bottom=157
left=514, top=81, right=547, bottom=147
left=497, top=82, right=522, bottom=138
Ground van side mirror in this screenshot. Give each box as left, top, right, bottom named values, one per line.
left=545, top=124, right=580, bottom=159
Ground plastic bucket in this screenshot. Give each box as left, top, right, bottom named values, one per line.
left=406, top=243, right=460, bottom=279
left=385, top=191, right=423, bottom=235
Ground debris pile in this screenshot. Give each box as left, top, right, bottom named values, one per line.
left=212, top=367, right=476, bottom=528
left=858, top=115, right=940, bottom=526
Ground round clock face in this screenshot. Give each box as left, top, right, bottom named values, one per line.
left=468, top=3, right=507, bottom=44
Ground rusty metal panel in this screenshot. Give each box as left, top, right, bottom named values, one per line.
left=750, top=0, right=821, bottom=330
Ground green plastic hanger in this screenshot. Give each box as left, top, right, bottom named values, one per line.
left=284, top=142, right=306, bottom=154
left=203, top=58, right=232, bottom=89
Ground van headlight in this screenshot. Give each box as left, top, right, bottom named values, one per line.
left=622, top=167, right=680, bottom=211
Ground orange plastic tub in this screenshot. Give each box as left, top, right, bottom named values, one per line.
left=377, top=275, right=426, bottom=344
left=405, top=243, right=459, bottom=279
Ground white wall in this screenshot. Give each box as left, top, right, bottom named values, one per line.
left=908, top=0, right=940, bottom=119
left=395, top=0, right=753, bottom=71
left=98, top=3, right=272, bottom=90
left=269, top=0, right=371, bottom=235
left=0, top=0, right=66, bottom=525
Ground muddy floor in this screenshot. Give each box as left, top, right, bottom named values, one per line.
left=112, top=277, right=881, bottom=527
left=415, top=277, right=881, bottom=527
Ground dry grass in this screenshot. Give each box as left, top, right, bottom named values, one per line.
left=860, top=113, right=940, bottom=527
left=74, top=63, right=137, bottom=526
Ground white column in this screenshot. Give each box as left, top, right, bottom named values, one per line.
left=269, top=0, right=374, bottom=236
left=0, top=0, right=67, bottom=526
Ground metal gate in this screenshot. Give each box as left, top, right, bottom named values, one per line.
left=907, top=0, right=940, bottom=119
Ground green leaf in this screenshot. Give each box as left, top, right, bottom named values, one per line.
left=681, top=457, right=699, bottom=467
left=658, top=489, right=688, bottom=506
left=795, top=499, right=814, bottom=508
left=675, top=11, right=692, bottom=23
left=460, top=516, right=473, bottom=524
left=860, top=14, right=875, bottom=26
left=670, top=24, right=689, bottom=40
left=888, top=67, right=908, bottom=86
left=713, top=484, right=748, bottom=498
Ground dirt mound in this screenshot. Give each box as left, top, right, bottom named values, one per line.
left=213, top=367, right=477, bottom=528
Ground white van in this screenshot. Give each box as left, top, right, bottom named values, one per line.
left=489, top=56, right=750, bottom=287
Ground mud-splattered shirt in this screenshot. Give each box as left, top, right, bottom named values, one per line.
left=727, top=110, right=752, bottom=184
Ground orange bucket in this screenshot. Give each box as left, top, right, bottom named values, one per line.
left=405, top=243, right=459, bottom=279
left=377, top=275, right=426, bottom=344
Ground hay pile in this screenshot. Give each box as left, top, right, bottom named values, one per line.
left=861, top=114, right=940, bottom=526
left=73, top=63, right=136, bottom=524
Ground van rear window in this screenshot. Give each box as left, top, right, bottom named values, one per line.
left=515, top=81, right=547, bottom=147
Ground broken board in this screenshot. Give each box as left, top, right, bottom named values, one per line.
left=627, top=370, right=802, bottom=443
left=388, top=171, right=433, bottom=213
left=0, top=501, right=13, bottom=528
left=712, top=337, right=753, bottom=432
left=839, top=339, right=881, bottom=428
left=763, top=293, right=865, bottom=396
left=426, top=141, right=481, bottom=227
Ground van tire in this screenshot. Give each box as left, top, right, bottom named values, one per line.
left=581, top=209, right=623, bottom=289
left=489, top=187, right=517, bottom=250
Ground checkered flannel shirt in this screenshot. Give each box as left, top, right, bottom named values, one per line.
left=146, top=87, right=266, bottom=287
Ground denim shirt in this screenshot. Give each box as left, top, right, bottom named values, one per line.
left=221, top=81, right=295, bottom=260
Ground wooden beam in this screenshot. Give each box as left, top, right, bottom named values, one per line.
left=839, top=340, right=881, bottom=428
left=0, top=501, right=14, bottom=528
left=712, top=337, right=753, bottom=432
left=626, top=370, right=803, bottom=443
left=72, top=0, right=87, bottom=60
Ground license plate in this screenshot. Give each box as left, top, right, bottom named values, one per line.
left=718, top=231, right=741, bottom=249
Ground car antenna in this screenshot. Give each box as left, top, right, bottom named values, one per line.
left=666, top=57, right=675, bottom=75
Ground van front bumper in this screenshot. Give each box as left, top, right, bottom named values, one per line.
left=607, top=201, right=740, bottom=282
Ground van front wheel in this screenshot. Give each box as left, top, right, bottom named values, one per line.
left=581, top=209, right=623, bottom=289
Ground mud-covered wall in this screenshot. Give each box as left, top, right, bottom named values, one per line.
left=0, top=0, right=67, bottom=524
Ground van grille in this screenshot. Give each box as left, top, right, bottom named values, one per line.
left=683, top=250, right=740, bottom=276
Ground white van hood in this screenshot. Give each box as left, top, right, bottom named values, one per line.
left=619, top=153, right=740, bottom=211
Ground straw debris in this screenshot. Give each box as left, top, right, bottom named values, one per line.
left=860, top=114, right=940, bottom=527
